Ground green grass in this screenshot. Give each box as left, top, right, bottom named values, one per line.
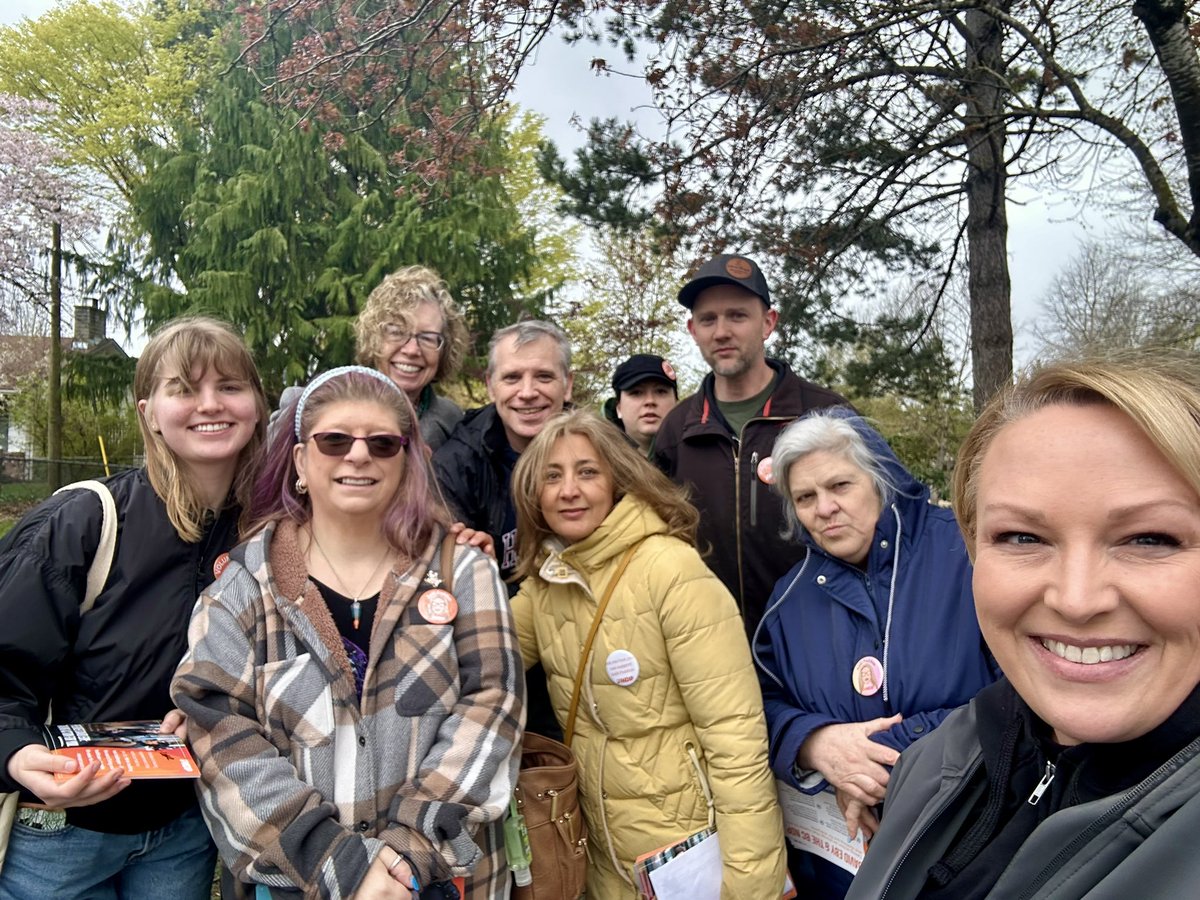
left=0, top=482, right=50, bottom=539
left=0, top=482, right=50, bottom=504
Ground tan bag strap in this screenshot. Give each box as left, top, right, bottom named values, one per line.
left=53, top=480, right=117, bottom=614
left=439, top=530, right=456, bottom=594
left=563, top=544, right=639, bottom=747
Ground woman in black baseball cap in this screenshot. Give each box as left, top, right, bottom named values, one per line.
left=602, top=354, right=679, bottom=456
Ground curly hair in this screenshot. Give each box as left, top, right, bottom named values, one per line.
left=354, top=266, right=469, bottom=385
left=510, top=410, right=699, bottom=580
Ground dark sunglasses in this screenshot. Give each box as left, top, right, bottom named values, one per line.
left=309, top=432, right=409, bottom=458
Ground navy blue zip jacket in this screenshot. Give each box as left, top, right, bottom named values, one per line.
left=753, top=409, right=999, bottom=794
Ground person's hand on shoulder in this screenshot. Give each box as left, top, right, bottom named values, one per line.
left=448, top=521, right=495, bottom=559
left=6, top=743, right=130, bottom=808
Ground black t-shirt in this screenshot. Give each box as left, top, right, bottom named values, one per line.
left=311, top=577, right=379, bottom=702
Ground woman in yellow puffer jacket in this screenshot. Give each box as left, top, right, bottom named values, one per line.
left=510, top=410, right=787, bottom=898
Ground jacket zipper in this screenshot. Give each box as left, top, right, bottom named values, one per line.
left=1016, top=734, right=1200, bottom=899
left=880, top=754, right=985, bottom=898
left=731, top=436, right=745, bottom=613
left=749, top=451, right=759, bottom=527
left=1027, top=761, right=1055, bottom=805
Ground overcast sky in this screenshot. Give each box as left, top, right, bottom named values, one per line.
left=1, top=0, right=1099, bottom=364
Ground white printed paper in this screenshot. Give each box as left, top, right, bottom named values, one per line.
left=777, top=780, right=866, bottom=874
left=647, top=831, right=722, bottom=900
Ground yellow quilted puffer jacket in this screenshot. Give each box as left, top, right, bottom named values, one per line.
left=511, top=496, right=787, bottom=898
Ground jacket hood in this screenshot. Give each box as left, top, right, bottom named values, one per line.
left=797, top=405, right=927, bottom=503
left=602, top=396, right=624, bottom=430
left=784, top=407, right=931, bottom=561
left=451, top=403, right=509, bottom=452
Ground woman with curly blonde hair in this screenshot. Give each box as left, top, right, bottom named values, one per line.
left=354, top=265, right=470, bottom=451
left=509, top=410, right=787, bottom=897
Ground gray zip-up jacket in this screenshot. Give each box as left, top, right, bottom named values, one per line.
left=846, top=695, right=1200, bottom=899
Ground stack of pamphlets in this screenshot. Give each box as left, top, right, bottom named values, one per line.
left=633, top=827, right=718, bottom=899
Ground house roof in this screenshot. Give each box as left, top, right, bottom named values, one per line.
left=0, top=334, right=129, bottom=393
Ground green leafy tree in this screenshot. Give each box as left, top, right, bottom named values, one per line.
left=9, top=371, right=142, bottom=464
left=129, top=14, right=541, bottom=397
left=805, top=280, right=973, bottom=497
left=551, top=228, right=701, bottom=404
left=0, top=0, right=218, bottom=206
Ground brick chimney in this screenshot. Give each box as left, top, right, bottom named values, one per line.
left=73, top=302, right=106, bottom=346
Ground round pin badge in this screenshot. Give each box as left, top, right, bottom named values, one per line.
left=756, top=455, right=775, bottom=485
left=213, top=552, right=230, bottom=579
left=725, top=257, right=753, bottom=279
left=418, top=589, right=458, bottom=625
left=661, top=359, right=677, bottom=382
left=852, top=656, right=884, bottom=697
left=605, top=649, right=640, bottom=687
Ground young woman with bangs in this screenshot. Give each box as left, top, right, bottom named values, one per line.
left=0, top=316, right=268, bottom=900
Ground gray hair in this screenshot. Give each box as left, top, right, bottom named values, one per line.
left=486, top=319, right=572, bottom=380
left=772, top=412, right=898, bottom=540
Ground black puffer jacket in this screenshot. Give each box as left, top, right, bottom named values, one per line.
left=653, top=359, right=849, bottom=636
left=0, top=468, right=240, bottom=834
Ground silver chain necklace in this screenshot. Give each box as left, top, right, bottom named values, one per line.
left=306, top=528, right=392, bottom=629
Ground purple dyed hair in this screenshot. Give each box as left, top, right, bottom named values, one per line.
left=248, top=369, right=451, bottom=553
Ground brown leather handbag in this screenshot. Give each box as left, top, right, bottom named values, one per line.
left=513, top=544, right=639, bottom=900
left=511, top=732, right=587, bottom=900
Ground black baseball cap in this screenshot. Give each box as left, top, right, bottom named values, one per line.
left=612, top=354, right=678, bottom=394
left=677, top=253, right=771, bottom=309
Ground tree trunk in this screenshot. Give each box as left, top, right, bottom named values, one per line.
left=48, top=221, right=63, bottom=491
left=963, top=4, right=1014, bottom=411
left=1133, top=0, right=1200, bottom=247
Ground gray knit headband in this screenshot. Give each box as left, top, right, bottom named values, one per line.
left=293, top=365, right=403, bottom=440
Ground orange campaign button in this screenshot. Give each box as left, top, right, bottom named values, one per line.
left=418, top=589, right=458, bottom=625
left=213, top=552, right=230, bottom=579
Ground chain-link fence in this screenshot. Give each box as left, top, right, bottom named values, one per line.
left=1, top=455, right=139, bottom=488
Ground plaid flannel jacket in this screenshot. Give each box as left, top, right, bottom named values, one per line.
left=172, top=519, right=525, bottom=899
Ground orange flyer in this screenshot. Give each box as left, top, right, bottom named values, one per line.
left=44, top=720, right=200, bottom=781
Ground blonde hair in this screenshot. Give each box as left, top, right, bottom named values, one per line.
left=354, top=266, right=469, bottom=384
left=134, top=317, right=268, bottom=542
left=952, top=350, right=1200, bottom=559
left=511, top=410, right=699, bottom=580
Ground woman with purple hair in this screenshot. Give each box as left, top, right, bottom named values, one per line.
left=172, top=366, right=524, bottom=900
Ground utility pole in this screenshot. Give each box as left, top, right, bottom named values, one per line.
left=48, top=220, right=63, bottom=490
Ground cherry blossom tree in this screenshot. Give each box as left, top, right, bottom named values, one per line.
left=0, top=93, right=97, bottom=314
left=1, top=92, right=100, bottom=487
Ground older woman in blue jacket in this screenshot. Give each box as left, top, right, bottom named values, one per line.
left=754, top=408, right=998, bottom=899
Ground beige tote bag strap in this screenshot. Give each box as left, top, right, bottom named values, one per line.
left=563, top=544, right=639, bottom=747
left=53, top=480, right=117, bottom=614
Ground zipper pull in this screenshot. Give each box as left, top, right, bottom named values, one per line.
left=1027, top=761, right=1056, bottom=805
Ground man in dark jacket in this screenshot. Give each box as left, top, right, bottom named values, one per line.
left=432, top=320, right=572, bottom=739
left=654, top=253, right=849, bottom=637
left=432, top=319, right=573, bottom=584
